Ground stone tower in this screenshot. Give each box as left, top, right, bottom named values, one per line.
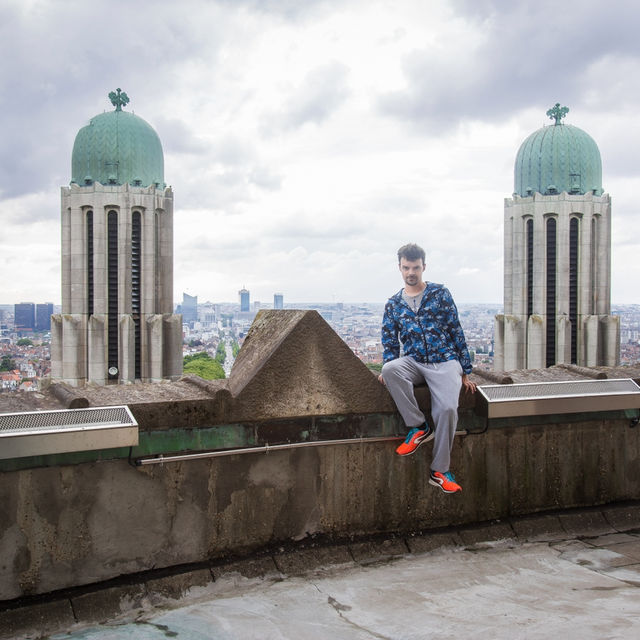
left=494, top=104, right=620, bottom=371
left=51, top=90, right=183, bottom=386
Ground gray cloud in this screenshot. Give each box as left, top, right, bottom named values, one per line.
left=286, top=62, right=351, bottom=127
left=176, top=170, right=252, bottom=211
left=3, top=0, right=639, bottom=305
left=595, top=121, right=640, bottom=180
left=213, top=136, right=257, bottom=166
left=215, top=0, right=333, bottom=21
left=249, top=166, right=283, bottom=190
left=270, top=217, right=362, bottom=242
left=0, top=1, right=227, bottom=199
left=378, top=0, right=640, bottom=133
left=261, top=61, right=351, bottom=132
left=155, top=118, right=210, bottom=156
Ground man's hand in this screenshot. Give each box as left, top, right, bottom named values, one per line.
left=461, top=374, right=476, bottom=393
left=378, top=374, right=385, bottom=385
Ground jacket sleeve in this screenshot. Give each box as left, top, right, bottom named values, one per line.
left=381, top=301, right=400, bottom=363
left=442, top=288, right=473, bottom=374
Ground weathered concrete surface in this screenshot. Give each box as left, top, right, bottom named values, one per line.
left=1, top=311, right=639, bottom=611
left=0, top=310, right=399, bottom=427
left=1, top=416, right=640, bottom=602
left=115, top=539, right=640, bottom=639
left=0, top=600, right=75, bottom=640
left=228, top=310, right=396, bottom=419
left=3, top=508, right=640, bottom=640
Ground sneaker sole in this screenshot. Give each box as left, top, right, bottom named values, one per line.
left=396, top=431, right=435, bottom=456
left=428, top=478, right=461, bottom=493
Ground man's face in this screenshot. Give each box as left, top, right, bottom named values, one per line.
left=399, top=257, right=425, bottom=287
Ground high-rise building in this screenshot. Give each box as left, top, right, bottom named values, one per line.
left=274, top=293, right=284, bottom=310
left=51, top=90, right=183, bottom=386
left=181, top=293, right=198, bottom=327
left=494, top=105, right=619, bottom=370
left=35, top=303, right=54, bottom=332
left=14, top=303, right=35, bottom=331
left=239, top=288, right=250, bottom=313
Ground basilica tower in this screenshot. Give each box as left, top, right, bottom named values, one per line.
left=51, top=90, right=183, bottom=386
left=494, top=104, right=620, bottom=371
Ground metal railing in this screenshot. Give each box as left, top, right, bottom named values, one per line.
left=134, top=435, right=403, bottom=466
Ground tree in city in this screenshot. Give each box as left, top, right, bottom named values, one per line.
left=215, top=342, right=226, bottom=365
left=183, top=352, right=225, bottom=380
left=1, top=355, right=17, bottom=371
left=17, top=338, right=34, bottom=346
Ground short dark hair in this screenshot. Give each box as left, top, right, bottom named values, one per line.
left=397, top=243, right=425, bottom=264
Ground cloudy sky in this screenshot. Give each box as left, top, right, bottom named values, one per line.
left=1, top=0, right=639, bottom=306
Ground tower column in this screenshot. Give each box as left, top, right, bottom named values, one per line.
left=495, top=105, right=619, bottom=371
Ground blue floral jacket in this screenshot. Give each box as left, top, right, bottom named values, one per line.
left=381, top=282, right=472, bottom=374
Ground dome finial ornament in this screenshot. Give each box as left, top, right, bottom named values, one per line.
left=546, top=103, right=569, bottom=125
left=109, top=88, right=130, bottom=112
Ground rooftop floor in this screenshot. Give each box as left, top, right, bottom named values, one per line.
left=5, top=505, right=640, bottom=640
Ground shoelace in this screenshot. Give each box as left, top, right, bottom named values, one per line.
left=404, top=427, right=421, bottom=443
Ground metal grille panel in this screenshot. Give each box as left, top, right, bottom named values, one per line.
left=0, top=406, right=138, bottom=459
left=0, top=406, right=135, bottom=433
left=477, top=379, right=640, bottom=418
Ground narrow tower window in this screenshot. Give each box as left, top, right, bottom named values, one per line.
left=546, top=218, right=557, bottom=367
left=526, top=219, right=533, bottom=318
left=154, top=212, right=160, bottom=313
left=132, top=211, right=141, bottom=379
left=569, top=218, right=579, bottom=364
left=591, top=217, right=597, bottom=314
left=87, top=210, right=94, bottom=317
left=108, top=210, right=118, bottom=379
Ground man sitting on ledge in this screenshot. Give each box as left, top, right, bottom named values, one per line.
left=378, top=243, right=476, bottom=494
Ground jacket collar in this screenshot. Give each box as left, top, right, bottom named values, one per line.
left=392, top=281, right=436, bottom=311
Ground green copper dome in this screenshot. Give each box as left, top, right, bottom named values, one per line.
left=71, top=89, right=164, bottom=188
left=514, top=104, right=602, bottom=197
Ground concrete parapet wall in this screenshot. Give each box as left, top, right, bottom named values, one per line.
left=1, top=413, right=639, bottom=601
left=1, top=310, right=639, bottom=603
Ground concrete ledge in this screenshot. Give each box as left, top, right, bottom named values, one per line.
left=145, top=568, right=213, bottom=603
left=49, top=382, right=90, bottom=409
left=509, top=514, right=566, bottom=542
left=558, top=510, right=617, bottom=538
left=457, top=521, right=515, bottom=545
left=213, top=557, right=279, bottom=580
left=0, top=599, right=75, bottom=640
left=273, top=545, right=354, bottom=576
left=3, top=503, right=640, bottom=639
left=70, top=583, right=147, bottom=625
left=586, top=532, right=639, bottom=548
left=349, top=537, right=408, bottom=564
left=603, top=503, right=640, bottom=532
left=406, top=531, right=464, bottom=553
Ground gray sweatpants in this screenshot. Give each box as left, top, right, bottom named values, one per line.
left=381, top=357, right=463, bottom=473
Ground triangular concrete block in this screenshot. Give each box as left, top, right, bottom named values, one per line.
left=229, top=310, right=394, bottom=420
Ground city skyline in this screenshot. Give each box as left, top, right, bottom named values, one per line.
left=2, top=1, right=640, bottom=306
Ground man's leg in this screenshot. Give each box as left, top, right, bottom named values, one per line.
left=381, top=356, right=426, bottom=427
left=422, top=360, right=463, bottom=473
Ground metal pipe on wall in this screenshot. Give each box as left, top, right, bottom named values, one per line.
left=135, top=435, right=403, bottom=466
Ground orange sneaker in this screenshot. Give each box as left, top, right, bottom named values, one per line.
left=429, top=470, right=462, bottom=493
left=395, top=425, right=433, bottom=456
